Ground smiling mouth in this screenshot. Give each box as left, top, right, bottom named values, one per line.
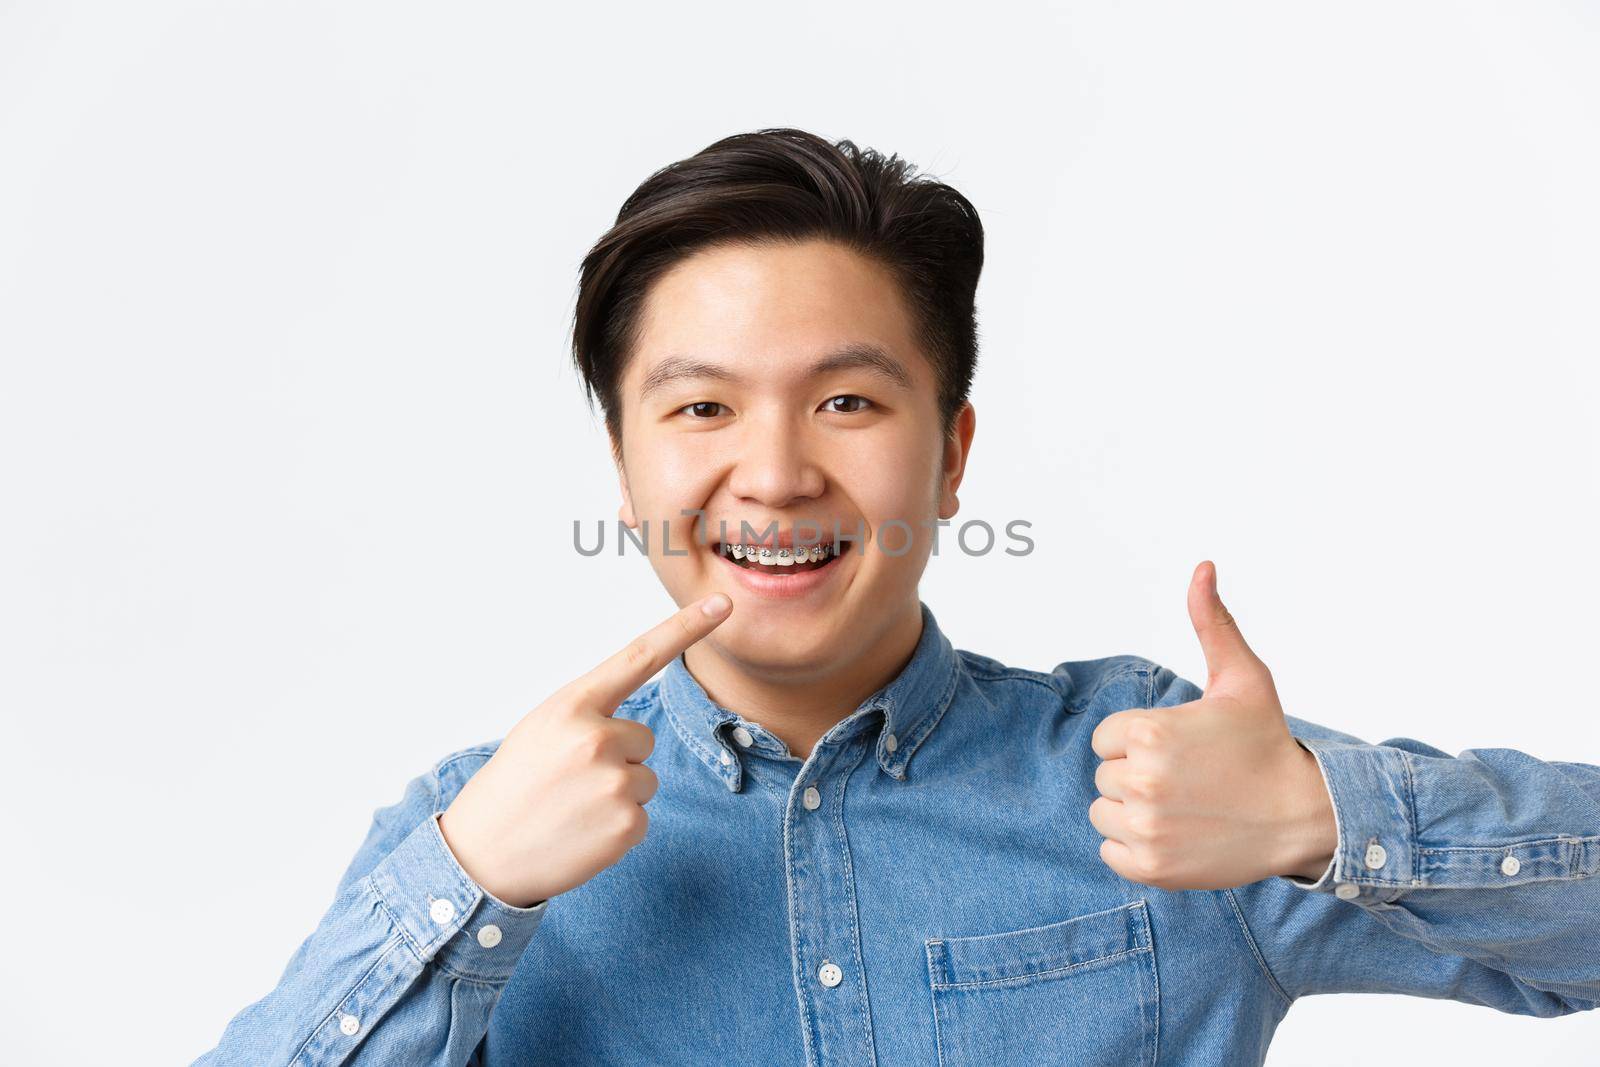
left=714, top=541, right=851, bottom=573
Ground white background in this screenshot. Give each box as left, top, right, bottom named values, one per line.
left=2, top=2, right=1596, bottom=1063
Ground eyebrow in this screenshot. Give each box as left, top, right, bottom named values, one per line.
left=637, top=342, right=914, bottom=399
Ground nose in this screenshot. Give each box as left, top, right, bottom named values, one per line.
left=726, top=411, right=826, bottom=508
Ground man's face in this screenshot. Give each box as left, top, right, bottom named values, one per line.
left=613, top=237, right=974, bottom=677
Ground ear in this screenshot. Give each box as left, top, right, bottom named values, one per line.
left=937, top=401, right=977, bottom=520
left=613, top=437, right=638, bottom=528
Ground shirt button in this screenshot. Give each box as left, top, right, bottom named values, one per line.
left=802, top=785, right=821, bottom=810
left=1334, top=882, right=1360, bottom=900
left=429, top=898, right=456, bottom=925
left=718, top=748, right=732, bottom=765
left=339, top=1013, right=360, bottom=1036
left=1364, top=843, right=1387, bottom=870
left=732, top=727, right=754, bottom=747
left=1501, top=855, right=1521, bottom=877
left=818, top=961, right=842, bottom=987
left=477, top=924, right=503, bottom=948
left=884, top=733, right=898, bottom=753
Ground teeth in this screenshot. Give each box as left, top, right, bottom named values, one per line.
left=720, top=542, right=835, bottom=565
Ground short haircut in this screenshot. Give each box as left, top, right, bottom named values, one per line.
left=570, top=127, right=985, bottom=448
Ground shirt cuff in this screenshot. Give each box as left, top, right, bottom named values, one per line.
left=365, top=809, right=548, bottom=982
left=1278, top=735, right=1416, bottom=902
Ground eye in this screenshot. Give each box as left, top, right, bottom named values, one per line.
left=822, top=394, right=873, bottom=414
left=678, top=401, right=726, bottom=419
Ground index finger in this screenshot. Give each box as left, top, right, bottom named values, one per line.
left=572, top=592, right=733, bottom=713
left=1089, top=707, right=1150, bottom=761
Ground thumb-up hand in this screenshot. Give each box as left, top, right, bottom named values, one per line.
left=1087, top=562, right=1338, bottom=890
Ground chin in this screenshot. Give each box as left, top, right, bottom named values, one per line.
left=710, top=613, right=839, bottom=668
left=716, top=633, right=838, bottom=675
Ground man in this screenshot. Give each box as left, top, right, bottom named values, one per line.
left=195, top=128, right=1600, bottom=1066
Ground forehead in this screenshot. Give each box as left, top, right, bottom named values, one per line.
left=624, top=238, right=929, bottom=388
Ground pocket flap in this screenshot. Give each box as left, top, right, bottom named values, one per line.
left=927, top=899, right=1151, bottom=988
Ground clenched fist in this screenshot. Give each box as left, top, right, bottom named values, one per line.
left=1088, top=561, right=1337, bottom=891
left=438, top=593, right=733, bottom=908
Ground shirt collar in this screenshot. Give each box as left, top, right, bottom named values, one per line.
left=658, top=600, right=961, bottom=792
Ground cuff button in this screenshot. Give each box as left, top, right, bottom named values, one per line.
left=1364, top=843, right=1387, bottom=870
left=429, top=897, right=457, bottom=925
left=1334, top=882, right=1361, bottom=900
left=1501, top=855, right=1521, bottom=877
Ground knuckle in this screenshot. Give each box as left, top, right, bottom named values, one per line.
left=1129, top=850, right=1163, bottom=884
left=575, top=725, right=611, bottom=762
left=604, top=764, right=633, bottom=797
left=1126, top=807, right=1161, bottom=842
left=1130, top=718, right=1166, bottom=749
left=1127, top=771, right=1162, bottom=802
left=622, top=638, right=655, bottom=673
left=673, top=611, right=697, bottom=643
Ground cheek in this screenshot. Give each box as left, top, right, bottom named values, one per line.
left=625, top=450, right=724, bottom=556
left=850, top=461, right=943, bottom=552
left=630, top=447, right=720, bottom=514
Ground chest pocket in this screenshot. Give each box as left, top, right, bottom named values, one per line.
left=924, top=898, right=1158, bottom=1067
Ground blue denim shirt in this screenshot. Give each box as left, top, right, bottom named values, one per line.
left=194, top=601, right=1600, bottom=1065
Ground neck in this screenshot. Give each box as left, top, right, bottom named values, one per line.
left=682, top=600, right=925, bottom=760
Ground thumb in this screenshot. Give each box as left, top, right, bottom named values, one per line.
left=1186, top=560, right=1263, bottom=691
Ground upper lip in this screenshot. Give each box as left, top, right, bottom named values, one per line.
left=708, top=524, right=841, bottom=549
